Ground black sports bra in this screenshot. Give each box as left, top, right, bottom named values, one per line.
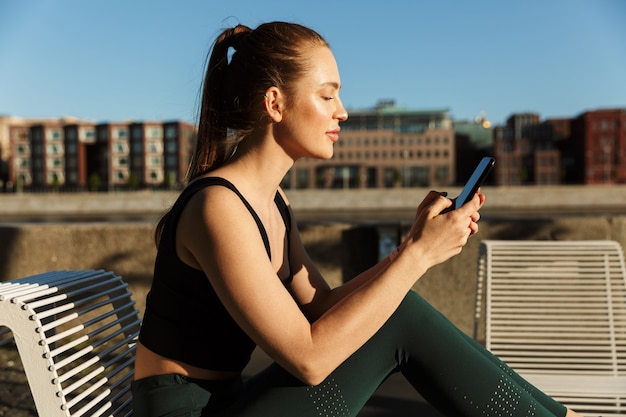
left=138, top=177, right=292, bottom=371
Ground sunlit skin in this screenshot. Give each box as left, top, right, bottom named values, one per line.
left=269, top=46, right=348, bottom=161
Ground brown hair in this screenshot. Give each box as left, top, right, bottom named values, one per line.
left=156, top=22, right=329, bottom=244
left=189, top=21, right=329, bottom=179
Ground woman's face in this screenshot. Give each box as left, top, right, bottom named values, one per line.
left=273, top=46, right=348, bottom=161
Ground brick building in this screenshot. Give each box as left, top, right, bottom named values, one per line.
left=494, top=113, right=561, bottom=185
left=571, top=109, right=626, bottom=184
left=4, top=118, right=195, bottom=191
left=283, top=101, right=456, bottom=189
left=494, top=108, right=626, bottom=186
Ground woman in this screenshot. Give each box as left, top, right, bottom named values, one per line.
left=132, top=21, right=581, bottom=417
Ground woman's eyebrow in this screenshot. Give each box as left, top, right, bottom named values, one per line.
left=320, top=81, right=341, bottom=89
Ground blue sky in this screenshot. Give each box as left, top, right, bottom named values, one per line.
left=1, top=0, right=624, bottom=126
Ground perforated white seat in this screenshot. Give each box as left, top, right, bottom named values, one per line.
left=475, top=240, right=626, bottom=416
left=0, top=270, right=140, bottom=417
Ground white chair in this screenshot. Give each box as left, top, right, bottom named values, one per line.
left=0, top=270, right=140, bottom=417
left=475, top=240, right=626, bottom=416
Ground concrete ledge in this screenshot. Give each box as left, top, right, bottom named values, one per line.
left=1, top=185, right=626, bottom=220
left=2, top=216, right=624, bottom=339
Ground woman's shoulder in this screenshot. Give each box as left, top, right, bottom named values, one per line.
left=183, top=178, right=249, bottom=217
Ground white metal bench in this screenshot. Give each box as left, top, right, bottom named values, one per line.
left=0, top=269, right=140, bottom=417
left=475, top=240, right=626, bottom=416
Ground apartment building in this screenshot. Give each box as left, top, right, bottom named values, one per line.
left=572, top=109, right=626, bottom=184
left=283, top=101, right=456, bottom=189
left=494, top=113, right=560, bottom=185
left=8, top=124, right=31, bottom=188
left=2, top=116, right=73, bottom=190
left=3, top=118, right=195, bottom=191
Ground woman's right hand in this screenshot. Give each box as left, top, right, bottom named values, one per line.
left=401, top=190, right=483, bottom=271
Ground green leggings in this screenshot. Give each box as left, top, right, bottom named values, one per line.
left=131, top=291, right=568, bottom=417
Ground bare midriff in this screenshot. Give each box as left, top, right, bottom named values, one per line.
left=134, top=342, right=241, bottom=381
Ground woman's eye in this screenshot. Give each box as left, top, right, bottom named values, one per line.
left=323, top=96, right=335, bottom=101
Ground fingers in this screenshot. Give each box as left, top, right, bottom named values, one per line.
left=417, top=190, right=448, bottom=212
left=427, top=192, right=453, bottom=216
left=468, top=219, right=479, bottom=235
left=468, top=193, right=484, bottom=235
left=456, top=191, right=482, bottom=215
left=451, top=192, right=483, bottom=236
left=405, top=190, right=485, bottom=270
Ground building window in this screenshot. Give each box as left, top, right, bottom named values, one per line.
left=148, top=142, right=163, bottom=153
left=165, top=125, right=178, bottom=139
left=131, top=125, right=142, bottom=138
left=47, top=144, right=62, bottom=154
left=436, top=166, right=449, bottom=183
left=47, top=158, right=63, bottom=168
left=81, top=127, right=96, bottom=141
left=115, top=157, right=129, bottom=167
left=147, top=126, right=163, bottom=139
left=47, top=129, right=63, bottom=141
left=296, top=168, right=309, bottom=188
left=383, top=167, right=396, bottom=188
left=132, top=142, right=143, bottom=153
left=166, top=142, right=177, bottom=153
left=166, top=155, right=177, bottom=166
left=115, top=127, right=129, bottom=139
left=66, top=128, right=77, bottom=141
left=115, top=143, right=129, bottom=153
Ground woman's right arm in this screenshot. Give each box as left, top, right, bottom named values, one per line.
left=286, top=190, right=482, bottom=321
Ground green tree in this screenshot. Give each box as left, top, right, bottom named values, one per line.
left=88, top=173, right=101, bottom=191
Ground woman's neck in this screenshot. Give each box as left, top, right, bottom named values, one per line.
left=212, top=132, right=294, bottom=201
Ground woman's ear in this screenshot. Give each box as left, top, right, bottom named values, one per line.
left=264, top=87, right=283, bottom=123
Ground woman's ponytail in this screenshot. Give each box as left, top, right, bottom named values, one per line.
left=188, top=25, right=253, bottom=181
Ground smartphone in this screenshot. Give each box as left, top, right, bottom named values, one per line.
left=443, top=156, right=495, bottom=212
